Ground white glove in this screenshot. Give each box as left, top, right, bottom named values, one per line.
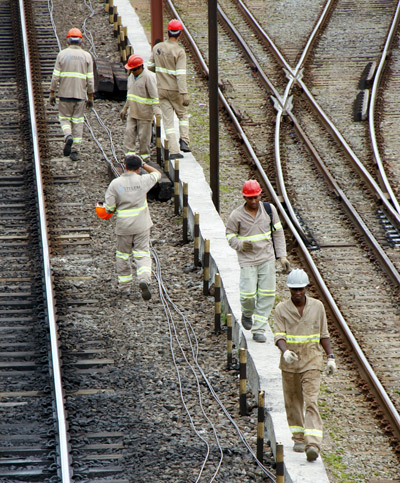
left=242, top=241, right=253, bottom=252
left=279, top=256, right=291, bottom=273
left=326, top=359, right=337, bottom=375
left=283, top=350, right=298, bottom=364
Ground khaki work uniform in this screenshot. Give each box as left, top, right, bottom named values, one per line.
left=147, top=40, right=189, bottom=155
left=273, top=296, right=330, bottom=451
left=226, top=202, right=287, bottom=334
left=123, top=68, right=161, bottom=161
left=50, top=45, right=94, bottom=153
left=105, top=170, right=161, bottom=289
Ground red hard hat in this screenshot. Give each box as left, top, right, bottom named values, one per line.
left=168, top=19, right=183, bottom=32
left=67, top=28, right=83, bottom=39
left=242, top=180, right=262, bottom=197
left=96, top=204, right=113, bottom=220
left=124, top=54, right=144, bottom=70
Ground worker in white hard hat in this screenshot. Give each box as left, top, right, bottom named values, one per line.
left=273, top=268, right=337, bottom=462
left=226, top=180, right=290, bottom=343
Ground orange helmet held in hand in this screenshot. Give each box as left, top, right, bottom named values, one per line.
left=67, top=28, right=83, bottom=39
left=242, top=180, right=262, bottom=197
left=96, top=203, right=113, bottom=220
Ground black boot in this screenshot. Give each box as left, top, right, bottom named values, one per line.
left=179, top=139, right=191, bottom=152
left=63, top=135, right=73, bottom=156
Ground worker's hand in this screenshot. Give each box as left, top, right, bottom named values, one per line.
left=326, top=359, right=337, bottom=375
left=120, top=108, right=128, bottom=121
left=283, top=350, right=298, bottom=364
left=49, top=95, right=56, bottom=107
left=86, top=99, right=94, bottom=109
left=181, top=93, right=190, bottom=106
left=241, top=240, right=253, bottom=252
left=279, top=256, right=291, bottom=273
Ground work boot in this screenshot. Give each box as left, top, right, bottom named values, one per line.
left=293, top=441, right=305, bottom=453
left=253, top=333, right=266, bottom=343
left=241, top=314, right=252, bottom=330
left=70, top=151, right=79, bottom=161
left=170, top=153, right=184, bottom=160
left=179, top=139, right=191, bottom=152
left=63, top=135, right=73, bottom=156
left=306, top=446, right=319, bottom=462
left=139, top=280, right=151, bottom=301
left=118, top=286, right=131, bottom=296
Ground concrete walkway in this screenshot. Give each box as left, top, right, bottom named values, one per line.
left=113, top=1, right=330, bottom=481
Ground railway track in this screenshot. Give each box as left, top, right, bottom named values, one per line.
left=168, top=0, right=400, bottom=470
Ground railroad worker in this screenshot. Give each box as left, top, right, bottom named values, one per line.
left=104, top=154, right=161, bottom=300
left=226, top=180, right=290, bottom=343
left=120, top=54, right=161, bottom=162
left=147, top=19, right=190, bottom=160
left=273, top=268, right=336, bottom=462
left=49, top=28, right=94, bottom=162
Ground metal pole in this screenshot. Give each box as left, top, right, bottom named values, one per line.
left=203, top=239, right=210, bottom=295
left=174, top=158, right=179, bottom=215
left=214, top=273, right=221, bottom=333
left=208, top=0, right=219, bottom=212
left=239, top=348, right=247, bottom=416
left=226, top=313, right=232, bottom=369
left=150, top=0, right=163, bottom=47
left=257, top=391, right=265, bottom=463
left=276, top=443, right=284, bottom=483
left=183, top=182, right=188, bottom=244
left=194, top=212, right=200, bottom=267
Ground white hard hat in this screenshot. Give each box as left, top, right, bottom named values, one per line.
left=287, top=268, right=309, bottom=288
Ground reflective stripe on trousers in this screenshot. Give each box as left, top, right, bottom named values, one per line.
left=124, top=118, right=152, bottom=159
left=239, top=259, right=275, bottom=334
left=116, top=231, right=152, bottom=287
left=159, top=88, right=189, bottom=154
left=58, top=100, right=85, bottom=152
left=282, top=369, right=323, bottom=451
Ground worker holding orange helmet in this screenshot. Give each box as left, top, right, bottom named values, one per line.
left=49, top=28, right=94, bottom=161
left=147, top=19, right=190, bottom=160
left=120, top=54, right=161, bottom=163
left=226, top=180, right=290, bottom=342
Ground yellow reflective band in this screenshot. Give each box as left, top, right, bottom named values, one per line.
left=87, top=72, right=94, bottom=78
left=179, top=120, right=189, bottom=126
left=116, top=201, right=148, bottom=218
left=72, top=137, right=82, bottom=143
left=253, top=314, right=268, bottom=323
left=118, top=274, right=133, bottom=282
left=257, top=288, right=275, bottom=296
left=59, top=116, right=72, bottom=121
left=151, top=171, right=161, bottom=181
left=116, top=251, right=130, bottom=260
left=127, top=94, right=159, bottom=105
left=237, top=232, right=271, bottom=242
left=273, top=221, right=282, bottom=230
left=155, top=66, right=186, bottom=76
left=290, top=426, right=304, bottom=434
left=147, top=61, right=155, bottom=67
left=165, top=128, right=175, bottom=134
left=125, top=151, right=136, bottom=155
left=286, top=334, right=321, bottom=344
left=53, top=69, right=60, bottom=76
left=71, top=116, right=84, bottom=124
left=226, top=233, right=236, bottom=241
left=274, top=331, right=286, bottom=337
left=106, top=204, right=116, bottom=211
left=304, top=429, right=323, bottom=438
left=137, top=267, right=151, bottom=274
left=141, top=154, right=150, bottom=159
left=58, top=71, right=88, bottom=80
left=132, top=250, right=150, bottom=258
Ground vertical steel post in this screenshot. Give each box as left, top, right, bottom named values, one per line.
left=183, top=182, right=188, bottom=244
left=226, top=313, right=232, bottom=369
left=239, top=348, right=247, bottom=416
left=208, top=0, right=219, bottom=212
left=214, top=273, right=221, bottom=333
left=150, top=0, right=163, bottom=47
left=203, top=239, right=210, bottom=295
left=108, top=0, right=114, bottom=23
left=194, top=212, right=200, bottom=267
left=257, top=391, right=265, bottom=463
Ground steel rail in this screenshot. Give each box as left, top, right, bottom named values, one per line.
left=369, top=0, right=400, bottom=216
left=18, top=0, right=72, bottom=481
left=166, top=0, right=400, bottom=444
left=217, top=1, right=400, bottom=283
left=234, top=0, right=400, bottom=229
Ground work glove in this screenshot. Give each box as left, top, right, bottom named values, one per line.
left=241, top=240, right=253, bottom=252
left=181, top=93, right=190, bottom=106
left=283, top=350, right=298, bottom=364
left=49, top=95, right=56, bottom=107
left=279, top=256, right=291, bottom=273
left=326, top=359, right=337, bottom=375
left=86, top=99, right=94, bottom=109
left=120, top=108, right=128, bottom=121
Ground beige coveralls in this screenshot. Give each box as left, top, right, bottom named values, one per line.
left=50, top=45, right=94, bottom=153
left=273, top=296, right=330, bottom=451
left=123, top=68, right=161, bottom=161
left=226, top=202, right=287, bottom=334
left=105, top=170, right=161, bottom=289
left=147, top=39, right=189, bottom=155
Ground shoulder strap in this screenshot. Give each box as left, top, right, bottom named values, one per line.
left=263, top=202, right=277, bottom=259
